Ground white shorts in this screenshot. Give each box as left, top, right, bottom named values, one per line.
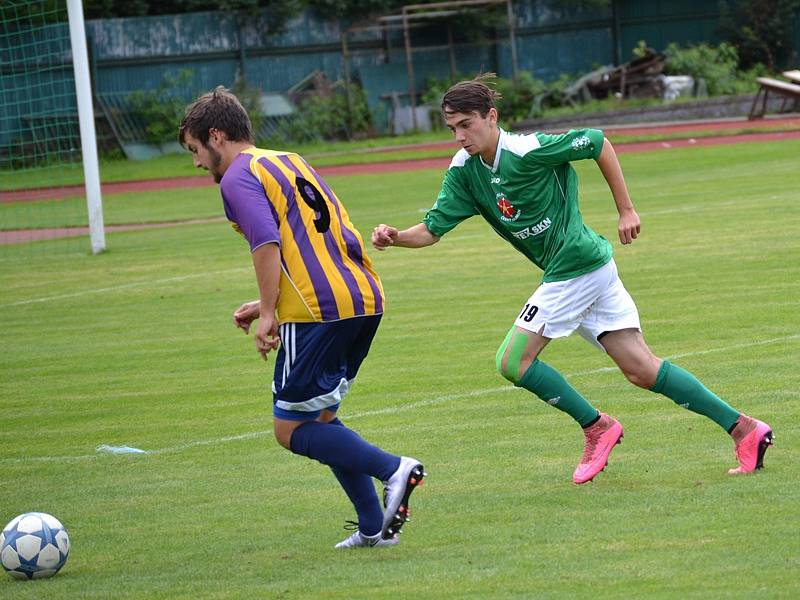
left=513, top=259, right=641, bottom=351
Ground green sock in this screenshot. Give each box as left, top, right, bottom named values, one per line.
left=650, top=360, right=740, bottom=431
left=518, top=359, right=599, bottom=427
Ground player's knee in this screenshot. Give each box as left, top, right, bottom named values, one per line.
left=496, top=344, right=522, bottom=384
left=274, top=432, right=292, bottom=450
left=273, top=425, right=293, bottom=450
left=622, top=364, right=658, bottom=389
left=497, top=359, right=518, bottom=384
left=496, top=330, right=536, bottom=385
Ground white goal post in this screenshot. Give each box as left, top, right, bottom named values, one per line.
left=66, top=0, right=105, bottom=254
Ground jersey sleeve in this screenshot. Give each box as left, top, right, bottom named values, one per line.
left=422, top=167, right=478, bottom=237
left=220, top=164, right=281, bottom=252
left=526, top=128, right=605, bottom=166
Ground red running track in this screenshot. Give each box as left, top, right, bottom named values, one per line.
left=3, top=122, right=800, bottom=204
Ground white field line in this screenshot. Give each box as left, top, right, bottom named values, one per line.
left=636, top=199, right=742, bottom=217
left=2, top=333, right=797, bottom=465
left=0, top=267, right=248, bottom=308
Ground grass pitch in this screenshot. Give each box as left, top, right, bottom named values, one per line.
left=1, top=140, right=799, bottom=599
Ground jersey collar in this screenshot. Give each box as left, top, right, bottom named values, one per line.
left=478, top=128, right=505, bottom=173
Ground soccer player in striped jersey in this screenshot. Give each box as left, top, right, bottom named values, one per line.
left=372, top=74, right=773, bottom=484
left=179, top=87, right=424, bottom=548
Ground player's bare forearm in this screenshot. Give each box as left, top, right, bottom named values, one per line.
left=252, top=243, right=280, bottom=314
left=396, top=223, right=440, bottom=247
left=596, top=138, right=634, bottom=213
left=251, top=243, right=281, bottom=358
left=596, top=138, right=641, bottom=244
left=372, top=222, right=440, bottom=250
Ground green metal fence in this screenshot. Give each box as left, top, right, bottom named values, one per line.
left=2, top=0, right=798, bottom=148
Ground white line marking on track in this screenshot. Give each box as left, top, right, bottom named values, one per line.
left=1, top=267, right=248, bottom=308
left=2, top=333, right=797, bottom=464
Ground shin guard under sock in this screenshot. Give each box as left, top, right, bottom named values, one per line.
left=326, top=418, right=383, bottom=536
left=518, top=359, right=599, bottom=427
left=289, top=419, right=401, bottom=482
left=650, top=360, right=740, bottom=431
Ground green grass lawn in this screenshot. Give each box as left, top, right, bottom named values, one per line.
left=1, top=187, right=224, bottom=230
left=1, top=140, right=799, bottom=598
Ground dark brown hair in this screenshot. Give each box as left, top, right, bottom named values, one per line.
left=441, top=72, right=502, bottom=117
left=178, top=86, right=254, bottom=147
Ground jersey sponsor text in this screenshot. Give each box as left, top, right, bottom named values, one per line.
left=512, top=217, right=552, bottom=240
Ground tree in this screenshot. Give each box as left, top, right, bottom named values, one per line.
left=84, top=0, right=301, bottom=21
left=83, top=0, right=404, bottom=19
left=306, top=0, right=405, bottom=19
left=718, top=0, right=800, bottom=71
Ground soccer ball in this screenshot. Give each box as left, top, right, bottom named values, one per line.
left=1, top=512, right=70, bottom=580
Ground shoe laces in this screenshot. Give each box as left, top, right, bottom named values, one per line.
left=580, top=423, right=604, bottom=463
left=343, top=519, right=360, bottom=531
left=732, top=415, right=756, bottom=448
left=733, top=430, right=754, bottom=462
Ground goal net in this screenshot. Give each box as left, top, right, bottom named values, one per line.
left=0, top=0, right=104, bottom=255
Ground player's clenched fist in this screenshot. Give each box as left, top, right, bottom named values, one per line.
left=372, top=224, right=398, bottom=250
left=617, top=209, right=641, bottom=245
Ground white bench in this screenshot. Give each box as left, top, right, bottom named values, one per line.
left=749, top=76, right=800, bottom=119
left=782, top=70, right=800, bottom=84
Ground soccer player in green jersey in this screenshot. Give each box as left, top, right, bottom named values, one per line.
left=372, top=74, right=773, bottom=484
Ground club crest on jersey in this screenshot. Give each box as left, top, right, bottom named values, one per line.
left=496, top=194, right=521, bottom=222
left=571, top=135, right=591, bottom=151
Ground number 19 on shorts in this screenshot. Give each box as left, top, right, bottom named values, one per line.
left=518, top=303, right=539, bottom=322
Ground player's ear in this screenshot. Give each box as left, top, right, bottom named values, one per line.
left=208, top=128, right=224, bottom=144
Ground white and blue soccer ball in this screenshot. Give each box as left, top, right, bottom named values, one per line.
left=1, top=512, right=70, bottom=580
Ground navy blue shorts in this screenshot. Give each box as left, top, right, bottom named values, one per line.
left=272, top=314, right=382, bottom=421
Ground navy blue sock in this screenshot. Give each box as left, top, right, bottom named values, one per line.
left=327, top=418, right=383, bottom=536
left=289, top=419, right=401, bottom=483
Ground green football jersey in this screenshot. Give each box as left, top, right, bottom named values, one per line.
left=423, top=128, right=613, bottom=282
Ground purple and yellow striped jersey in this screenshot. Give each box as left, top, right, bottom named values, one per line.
left=219, top=148, right=384, bottom=323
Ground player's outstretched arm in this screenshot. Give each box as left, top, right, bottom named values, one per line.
left=596, top=138, right=641, bottom=245
left=372, top=223, right=440, bottom=250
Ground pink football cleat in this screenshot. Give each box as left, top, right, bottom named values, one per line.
left=573, top=412, right=623, bottom=484
left=728, top=414, right=774, bottom=475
